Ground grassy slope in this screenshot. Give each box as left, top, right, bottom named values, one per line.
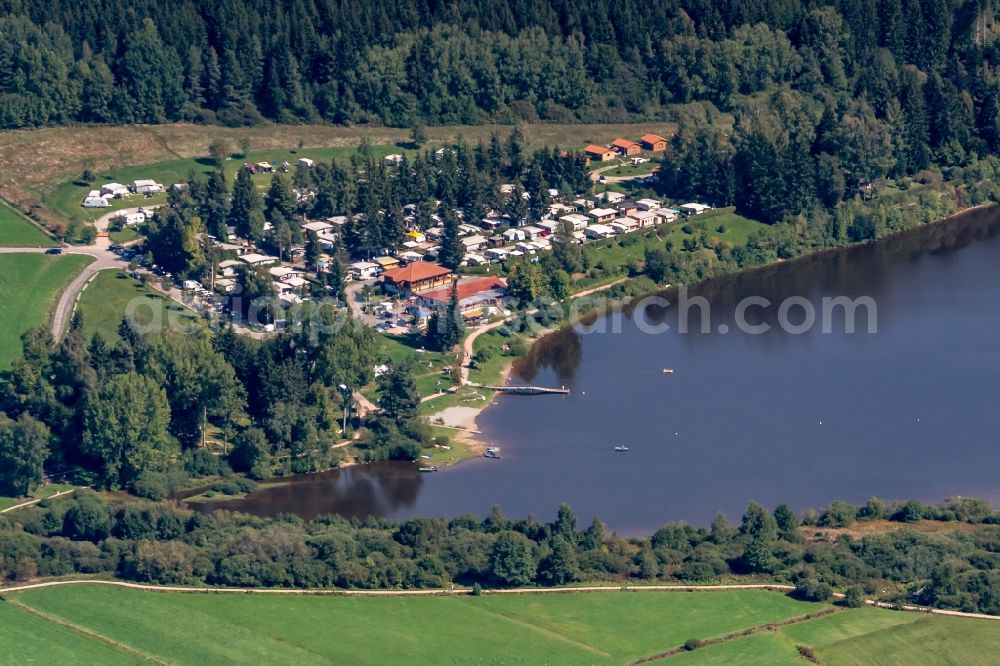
left=5, top=587, right=817, bottom=665
left=781, top=607, right=1000, bottom=665
left=49, top=144, right=405, bottom=222
left=77, top=270, right=198, bottom=343
left=0, top=253, right=92, bottom=367
left=0, top=199, right=54, bottom=247
left=663, top=632, right=804, bottom=665
left=0, top=121, right=681, bottom=224
left=0, top=602, right=139, bottom=665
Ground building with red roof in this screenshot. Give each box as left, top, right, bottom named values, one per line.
left=380, top=262, right=454, bottom=295
left=418, top=276, right=508, bottom=320
left=611, top=138, right=641, bottom=156
left=640, top=133, right=668, bottom=152
left=584, top=144, right=616, bottom=162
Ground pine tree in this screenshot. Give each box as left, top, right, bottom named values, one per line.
left=438, top=209, right=464, bottom=270
left=230, top=169, right=263, bottom=241
left=265, top=172, right=296, bottom=223
left=305, top=230, right=321, bottom=271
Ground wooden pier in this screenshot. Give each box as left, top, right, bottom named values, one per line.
left=477, top=384, right=570, bottom=396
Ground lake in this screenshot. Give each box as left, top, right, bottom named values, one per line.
left=187, top=207, right=1000, bottom=535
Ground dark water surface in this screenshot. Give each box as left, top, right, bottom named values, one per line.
left=189, top=208, right=1000, bottom=535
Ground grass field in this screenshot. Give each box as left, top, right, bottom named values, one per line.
left=0, top=199, right=55, bottom=247
left=0, top=253, right=92, bottom=367
left=1, top=586, right=997, bottom=665
left=0, top=586, right=819, bottom=665
left=77, top=270, right=198, bottom=343
left=48, top=144, right=409, bottom=222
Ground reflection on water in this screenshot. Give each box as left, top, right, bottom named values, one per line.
left=186, top=461, right=424, bottom=521
left=512, top=325, right=583, bottom=385
left=186, top=207, right=1000, bottom=533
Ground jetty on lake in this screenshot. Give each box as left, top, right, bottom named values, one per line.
left=472, top=383, right=570, bottom=396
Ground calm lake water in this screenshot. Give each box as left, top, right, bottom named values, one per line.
left=188, top=208, right=1000, bottom=535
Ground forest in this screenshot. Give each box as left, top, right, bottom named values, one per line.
left=0, top=0, right=997, bottom=138
left=1, top=491, right=999, bottom=615
left=0, top=304, right=454, bottom=500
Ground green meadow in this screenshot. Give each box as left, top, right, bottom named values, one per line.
left=2, top=584, right=996, bottom=665
left=0, top=253, right=92, bottom=367
left=49, top=144, right=413, bottom=222
left=76, top=270, right=198, bottom=343
left=0, top=199, right=55, bottom=247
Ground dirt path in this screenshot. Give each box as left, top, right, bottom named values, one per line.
left=2, top=578, right=996, bottom=621
left=0, top=489, right=77, bottom=514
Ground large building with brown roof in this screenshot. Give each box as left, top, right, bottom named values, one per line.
left=381, top=262, right=454, bottom=295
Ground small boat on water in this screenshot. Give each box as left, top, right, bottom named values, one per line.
left=484, top=447, right=501, bottom=459
left=418, top=466, right=438, bottom=472
left=614, top=444, right=629, bottom=452
left=662, top=368, right=674, bottom=374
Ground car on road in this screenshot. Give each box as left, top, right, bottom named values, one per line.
left=45, top=248, right=63, bottom=255
left=373, top=323, right=392, bottom=333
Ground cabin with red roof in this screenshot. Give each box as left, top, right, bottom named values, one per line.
left=584, top=144, right=616, bottom=162
left=640, top=133, right=668, bottom=153
left=611, top=138, right=641, bottom=156
left=380, top=262, right=454, bottom=296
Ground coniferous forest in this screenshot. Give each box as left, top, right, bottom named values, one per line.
left=0, top=0, right=996, bottom=150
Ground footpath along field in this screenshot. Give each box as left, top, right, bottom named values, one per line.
left=0, top=584, right=997, bottom=665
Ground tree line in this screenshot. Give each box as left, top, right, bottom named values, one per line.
left=2, top=0, right=998, bottom=131
left=1, top=492, right=998, bottom=615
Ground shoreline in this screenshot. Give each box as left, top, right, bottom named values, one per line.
left=432, top=201, right=999, bottom=461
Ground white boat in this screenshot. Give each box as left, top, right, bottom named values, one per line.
left=614, top=444, right=629, bottom=452
left=662, top=368, right=674, bottom=374
left=484, top=447, right=501, bottom=459
left=418, top=466, right=438, bottom=472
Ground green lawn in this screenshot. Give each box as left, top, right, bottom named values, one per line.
left=0, top=199, right=55, bottom=247
left=77, top=270, right=198, bottom=343
left=49, top=144, right=415, bottom=222
left=2, top=586, right=820, bottom=665
left=3, top=586, right=998, bottom=665
left=781, top=607, right=1000, bottom=665
left=596, top=160, right=659, bottom=178
left=0, top=253, right=92, bottom=367
left=376, top=333, right=458, bottom=397
left=0, top=602, right=139, bottom=665
left=664, top=632, right=804, bottom=665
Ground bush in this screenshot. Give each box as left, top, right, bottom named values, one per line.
left=794, top=579, right=833, bottom=602
left=842, top=586, right=865, bottom=608
left=683, top=638, right=706, bottom=651
left=183, top=448, right=231, bottom=478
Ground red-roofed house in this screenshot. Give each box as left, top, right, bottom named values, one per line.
left=611, top=138, right=641, bottom=156
left=418, top=277, right=508, bottom=320
left=584, top=144, right=616, bottom=162
left=640, top=133, right=668, bottom=152
left=381, top=262, right=454, bottom=296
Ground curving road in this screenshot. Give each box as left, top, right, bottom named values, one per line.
left=0, top=245, right=123, bottom=340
